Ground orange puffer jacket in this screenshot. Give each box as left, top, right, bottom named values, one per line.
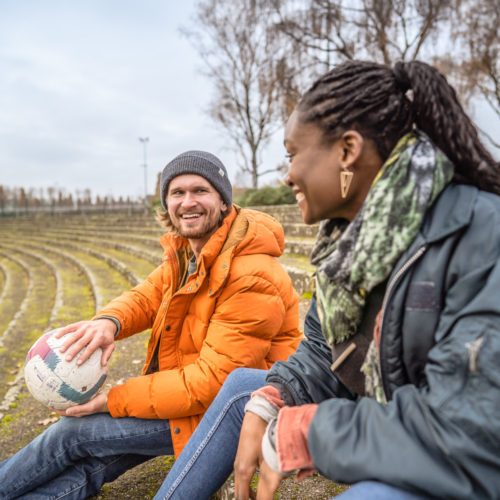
left=99, top=206, right=302, bottom=455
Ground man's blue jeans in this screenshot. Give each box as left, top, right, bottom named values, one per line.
left=154, top=368, right=429, bottom=500
left=0, top=413, right=172, bottom=499
left=0, top=369, right=265, bottom=500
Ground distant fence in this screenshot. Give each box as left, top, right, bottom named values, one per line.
left=0, top=204, right=150, bottom=217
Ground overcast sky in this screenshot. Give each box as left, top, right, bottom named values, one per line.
left=0, top=0, right=255, bottom=199
left=1, top=1, right=498, bottom=199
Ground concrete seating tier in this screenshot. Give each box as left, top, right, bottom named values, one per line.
left=0, top=204, right=317, bottom=295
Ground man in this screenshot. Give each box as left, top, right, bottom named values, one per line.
left=0, top=151, right=301, bottom=499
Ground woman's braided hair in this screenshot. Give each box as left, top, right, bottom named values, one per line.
left=297, top=60, right=500, bottom=194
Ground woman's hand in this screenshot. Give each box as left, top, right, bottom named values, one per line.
left=55, top=319, right=116, bottom=366
left=234, top=412, right=269, bottom=499
left=256, top=460, right=282, bottom=500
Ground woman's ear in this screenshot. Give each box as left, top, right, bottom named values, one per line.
left=339, top=130, right=364, bottom=169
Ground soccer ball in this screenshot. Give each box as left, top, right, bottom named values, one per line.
left=24, top=329, right=108, bottom=410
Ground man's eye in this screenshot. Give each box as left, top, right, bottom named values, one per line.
left=285, top=153, right=295, bottom=162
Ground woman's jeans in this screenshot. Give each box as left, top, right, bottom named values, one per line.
left=0, top=413, right=172, bottom=499
left=154, top=367, right=268, bottom=499
left=154, top=367, right=429, bottom=500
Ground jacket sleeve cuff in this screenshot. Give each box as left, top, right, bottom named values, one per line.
left=93, top=315, right=122, bottom=338
left=245, top=396, right=279, bottom=423
left=107, top=385, right=127, bottom=417
left=107, top=377, right=158, bottom=419
left=262, top=418, right=281, bottom=473
left=251, top=384, right=285, bottom=408
left=245, top=384, right=285, bottom=422
left=275, top=404, right=318, bottom=473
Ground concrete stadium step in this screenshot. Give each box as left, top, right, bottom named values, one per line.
left=279, top=254, right=314, bottom=296
left=250, top=204, right=304, bottom=223
left=284, top=237, right=315, bottom=256
left=282, top=222, right=320, bottom=238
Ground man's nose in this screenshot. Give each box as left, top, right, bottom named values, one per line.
left=181, top=192, right=197, bottom=207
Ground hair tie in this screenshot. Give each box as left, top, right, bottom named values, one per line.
left=393, top=62, right=411, bottom=93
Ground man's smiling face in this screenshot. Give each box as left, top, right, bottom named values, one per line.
left=166, top=174, right=227, bottom=247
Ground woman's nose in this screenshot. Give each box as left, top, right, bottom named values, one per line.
left=282, top=173, right=293, bottom=188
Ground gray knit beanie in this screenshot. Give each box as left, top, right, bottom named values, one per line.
left=160, top=150, right=232, bottom=211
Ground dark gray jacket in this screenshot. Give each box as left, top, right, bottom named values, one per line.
left=267, top=184, right=500, bottom=499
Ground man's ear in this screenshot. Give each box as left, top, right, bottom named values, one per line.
left=339, top=130, right=364, bottom=169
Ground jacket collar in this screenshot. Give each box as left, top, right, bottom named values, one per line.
left=159, top=206, right=238, bottom=262
left=420, top=183, right=477, bottom=244
left=159, top=206, right=247, bottom=297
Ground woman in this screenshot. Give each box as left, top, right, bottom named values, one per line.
left=154, top=60, right=500, bottom=499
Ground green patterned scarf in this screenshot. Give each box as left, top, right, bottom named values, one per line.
left=311, top=132, right=454, bottom=349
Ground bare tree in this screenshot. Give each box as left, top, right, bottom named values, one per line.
left=272, top=0, right=453, bottom=74
left=273, top=0, right=499, bottom=150
left=186, top=0, right=497, bottom=183
left=186, top=0, right=297, bottom=187
left=426, top=0, right=500, bottom=148
left=19, top=188, right=28, bottom=213
left=0, top=186, right=5, bottom=215
left=456, top=0, right=499, bottom=126
left=83, top=188, right=92, bottom=206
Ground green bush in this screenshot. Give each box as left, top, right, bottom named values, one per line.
left=235, top=185, right=295, bottom=206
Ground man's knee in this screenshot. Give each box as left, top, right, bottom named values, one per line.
left=42, top=415, right=75, bottom=437
left=43, top=414, right=108, bottom=446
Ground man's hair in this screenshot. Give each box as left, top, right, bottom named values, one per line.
left=155, top=208, right=175, bottom=232
left=297, top=60, right=500, bottom=194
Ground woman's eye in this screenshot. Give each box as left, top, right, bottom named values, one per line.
left=285, top=153, right=294, bottom=162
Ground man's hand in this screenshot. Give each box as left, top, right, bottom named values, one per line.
left=54, top=392, right=109, bottom=418
left=55, top=319, right=116, bottom=367
left=234, top=412, right=268, bottom=500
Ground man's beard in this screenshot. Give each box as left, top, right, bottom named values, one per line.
left=172, top=210, right=224, bottom=240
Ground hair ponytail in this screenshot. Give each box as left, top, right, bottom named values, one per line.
left=298, top=60, right=500, bottom=194
left=396, top=61, right=500, bottom=194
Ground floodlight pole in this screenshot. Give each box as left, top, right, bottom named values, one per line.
left=139, top=137, right=149, bottom=207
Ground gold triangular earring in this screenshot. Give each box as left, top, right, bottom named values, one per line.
left=340, top=169, right=353, bottom=198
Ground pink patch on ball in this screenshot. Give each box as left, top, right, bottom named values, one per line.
left=26, top=331, right=53, bottom=361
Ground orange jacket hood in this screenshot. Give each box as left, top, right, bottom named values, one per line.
left=158, top=206, right=285, bottom=296
left=159, top=205, right=284, bottom=259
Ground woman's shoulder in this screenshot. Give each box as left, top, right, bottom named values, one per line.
left=428, top=183, right=500, bottom=232
left=475, top=188, right=500, bottom=213
left=464, top=184, right=500, bottom=230
left=448, top=183, right=500, bottom=209
left=437, top=184, right=500, bottom=260
left=420, top=184, right=500, bottom=266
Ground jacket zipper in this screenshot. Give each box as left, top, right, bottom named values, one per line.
left=379, top=245, right=427, bottom=399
